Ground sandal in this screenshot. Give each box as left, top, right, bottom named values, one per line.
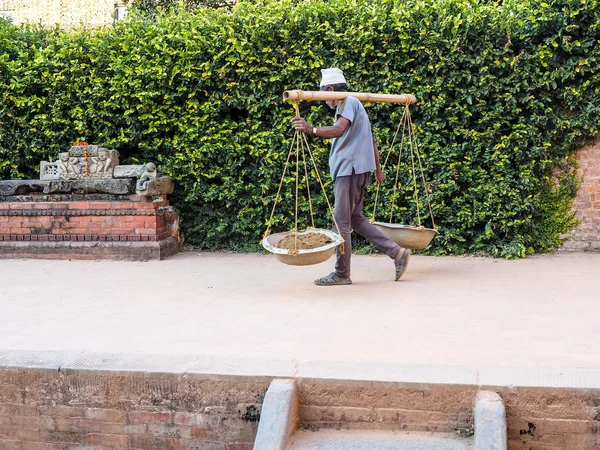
left=314, top=272, right=352, bottom=286
left=394, top=248, right=412, bottom=281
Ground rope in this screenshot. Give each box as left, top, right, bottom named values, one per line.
left=388, top=107, right=409, bottom=224
left=370, top=103, right=437, bottom=231
left=371, top=108, right=406, bottom=224
left=407, top=107, right=437, bottom=230
left=292, top=124, right=300, bottom=255
left=407, top=107, right=422, bottom=227
left=262, top=130, right=298, bottom=241
left=301, top=135, right=315, bottom=228
left=301, top=133, right=345, bottom=255
left=263, top=99, right=344, bottom=256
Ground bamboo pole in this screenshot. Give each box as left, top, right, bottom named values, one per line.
left=283, top=90, right=417, bottom=105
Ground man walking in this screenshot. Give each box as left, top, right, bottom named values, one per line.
left=292, top=68, right=411, bottom=286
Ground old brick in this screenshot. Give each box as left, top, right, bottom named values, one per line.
left=38, top=406, right=84, bottom=418
left=174, top=413, right=220, bottom=428
left=100, top=423, right=146, bottom=435
left=147, top=423, right=192, bottom=439
left=21, top=443, right=66, bottom=450
left=128, top=411, right=172, bottom=424
left=86, top=433, right=129, bottom=447
left=44, top=430, right=85, bottom=444
left=9, top=416, right=54, bottom=431
left=179, top=440, right=227, bottom=450
left=227, top=443, right=253, bottom=450
left=0, top=438, right=22, bottom=450
left=54, top=417, right=99, bottom=433
left=0, top=405, right=38, bottom=416
left=129, top=435, right=180, bottom=449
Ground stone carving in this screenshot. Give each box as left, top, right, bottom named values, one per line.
left=41, top=145, right=119, bottom=180
left=40, top=161, right=60, bottom=180
left=35, top=143, right=173, bottom=198
left=136, top=176, right=175, bottom=196
left=136, top=163, right=157, bottom=192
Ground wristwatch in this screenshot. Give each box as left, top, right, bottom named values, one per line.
left=312, top=127, right=317, bottom=135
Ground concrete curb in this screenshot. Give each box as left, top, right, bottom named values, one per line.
left=253, top=379, right=298, bottom=450
left=474, top=390, right=507, bottom=450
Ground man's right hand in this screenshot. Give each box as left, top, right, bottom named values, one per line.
left=292, top=117, right=311, bottom=134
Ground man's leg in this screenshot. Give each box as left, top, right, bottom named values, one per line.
left=314, top=174, right=353, bottom=286
left=350, top=173, right=400, bottom=258
left=333, top=174, right=353, bottom=278
left=350, top=172, right=412, bottom=281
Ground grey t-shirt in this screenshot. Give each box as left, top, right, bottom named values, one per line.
left=328, top=96, right=376, bottom=180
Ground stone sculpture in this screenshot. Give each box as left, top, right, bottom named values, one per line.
left=136, top=163, right=157, bottom=192
left=40, top=145, right=119, bottom=181
left=35, top=143, right=173, bottom=197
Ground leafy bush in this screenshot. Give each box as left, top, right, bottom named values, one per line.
left=129, top=0, right=235, bottom=14
left=0, top=0, right=598, bottom=257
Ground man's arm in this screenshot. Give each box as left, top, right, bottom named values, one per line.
left=291, top=116, right=350, bottom=138
left=373, top=138, right=386, bottom=185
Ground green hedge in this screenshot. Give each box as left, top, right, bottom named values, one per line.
left=130, top=0, right=235, bottom=14
left=0, top=0, right=598, bottom=257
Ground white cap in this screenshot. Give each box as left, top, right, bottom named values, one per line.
left=320, top=68, right=346, bottom=87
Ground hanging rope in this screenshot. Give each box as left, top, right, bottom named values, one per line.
left=301, top=135, right=315, bottom=229
left=301, top=132, right=345, bottom=255
left=370, top=102, right=437, bottom=230
left=263, top=130, right=299, bottom=241
left=388, top=106, right=409, bottom=224
left=262, top=101, right=344, bottom=256
left=407, top=106, right=437, bottom=231
left=371, top=107, right=406, bottom=224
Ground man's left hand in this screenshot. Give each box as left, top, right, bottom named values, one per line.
left=292, top=117, right=311, bottom=134
left=375, top=169, right=386, bottom=185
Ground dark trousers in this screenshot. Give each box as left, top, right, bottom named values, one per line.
left=333, top=171, right=401, bottom=278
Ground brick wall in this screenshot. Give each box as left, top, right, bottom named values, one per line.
left=0, top=0, right=125, bottom=28
left=0, top=368, right=264, bottom=450
left=298, top=381, right=600, bottom=450
left=0, top=195, right=179, bottom=260
left=1, top=367, right=600, bottom=449
left=562, top=139, right=600, bottom=251
left=0, top=197, right=173, bottom=243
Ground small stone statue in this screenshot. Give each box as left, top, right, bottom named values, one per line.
left=136, top=163, right=157, bottom=191
left=90, top=149, right=113, bottom=176
left=68, top=156, right=82, bottom=177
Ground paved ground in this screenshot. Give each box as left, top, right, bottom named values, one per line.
left=1, top=252, right=599, bottom=387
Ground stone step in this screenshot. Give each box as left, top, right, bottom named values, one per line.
left=286, top=429, right=472, bottom=450
left=253, top=380, right=507, bottom=450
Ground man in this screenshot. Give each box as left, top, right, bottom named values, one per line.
left=292, top=68, right=411, bottom=286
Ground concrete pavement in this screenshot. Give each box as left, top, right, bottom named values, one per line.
left=1, top=252, right=599, bottom=387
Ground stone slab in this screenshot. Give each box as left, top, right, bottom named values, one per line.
left=0, top=237, right=178, bottom=261
left=0, top=349, right=83, bottom=370
left=254, top=380, right=298, bottom=450
left=43, top=178, right=136, bottom=195
left=286, top=430, right=472, bottom=450
left=473, top=391, right=506, bottom=450
left=0, top=180, right=49, bottom=196
left=113, top=165, right=145, bottom=178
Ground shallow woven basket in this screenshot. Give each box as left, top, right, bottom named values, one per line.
left=262, top=228, right=342, bottom=266
left=372, top=222, right=438, bottom=250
